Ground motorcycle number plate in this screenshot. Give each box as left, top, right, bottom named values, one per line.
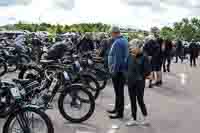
left=10, top=87, right=21, bottom=98
left=63, top=71, right=70, bottom=80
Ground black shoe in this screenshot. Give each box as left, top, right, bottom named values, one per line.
left=154, top=83, right=159, bottom=86
left=149, top=84, right=153, bottom=88
left=167, top=68, right=170, bottom=72
left=109, top=114, right=123, bottom=119
left=107, top=110, right=117, bottom=114
left=163, top=69, right=166, bottom=72
left=155, top=81, right=162, bottom=86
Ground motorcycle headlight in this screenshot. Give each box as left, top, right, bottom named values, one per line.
left=88, top=59, right=93, bottom=65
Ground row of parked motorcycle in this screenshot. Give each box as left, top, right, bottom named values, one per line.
left=0, top=36, right=110, bottom=133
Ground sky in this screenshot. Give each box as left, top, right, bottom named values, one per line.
left=0, top=0, right=200, bottom=30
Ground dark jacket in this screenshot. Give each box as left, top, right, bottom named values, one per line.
left=127, top=53, right=151, bottom=85
left=189, top=42, right=199, bottom=57
left=77, top=37, right=94, bottom=52
left=144, top=39, right=160, bottom=66
left=156, top=38, right=164, bottom=63
left=176, top=40, right=183, bottom=52
left=32, top=38, right=43, bottom=47
left=164, top=40, right=173, bottom=56
left=143, top=39, right=157, bottom=57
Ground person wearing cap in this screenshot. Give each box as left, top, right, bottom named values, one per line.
left=107, top=26, right=129, bottom=119
left=126, top=39, right=151, bottom=126
left=189, top=39, right=198, bottom=67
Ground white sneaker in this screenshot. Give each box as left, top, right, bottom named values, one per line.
left=140, top=117, right=150, bottom=125
left=126, top=119, right=139, bottom=126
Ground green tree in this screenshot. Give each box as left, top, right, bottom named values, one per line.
left=160, top=26, right=174, bottom=40
left=56, top=24, right=63, bottom=34
left=63, top=25, right=70, bottom=32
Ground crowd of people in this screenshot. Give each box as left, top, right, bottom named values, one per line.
left=98, top=26, right=200, bottom=126
left=1, top=27, right=199, bottom=127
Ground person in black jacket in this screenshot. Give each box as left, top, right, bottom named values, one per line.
left=126, top=41, right=151, bottom=126
left=162, top=39, right=173, bottom=72
left=189, top=40, right=198, bottom=67
left=143, top=36, right=160, bottom=88
left=155, top=38, right=164, bottom=85
left=77, top=34, right=94, bottom=53
left=175, top=40, right=183, bottom=63
left=31, top=37, right=43, bottom=63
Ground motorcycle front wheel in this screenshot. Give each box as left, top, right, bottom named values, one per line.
left=58, top=85, right=95, bottom=123
left=3, top=107, right=54, bottom=133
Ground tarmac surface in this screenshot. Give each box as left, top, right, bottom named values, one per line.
left=1, top=59, right=200, bottom=133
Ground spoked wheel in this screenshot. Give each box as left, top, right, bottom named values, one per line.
left=58, top=85, right=95, bottom=123
left=3, top=107, right=54, bottom=133
left=81, top=75, right=101, bottom=100
left=0, top=61, right=7, bottom=77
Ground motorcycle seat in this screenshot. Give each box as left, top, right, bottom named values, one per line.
left=12, top=79, right=33, bottom=86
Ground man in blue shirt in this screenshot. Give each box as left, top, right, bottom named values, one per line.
left=107, top=26, right=129, bottom=119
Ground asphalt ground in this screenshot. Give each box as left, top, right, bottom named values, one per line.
left=1, top=58, right=200, bottom=133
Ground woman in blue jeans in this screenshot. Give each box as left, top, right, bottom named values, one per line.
left=126, top=40, right=151, bottom=126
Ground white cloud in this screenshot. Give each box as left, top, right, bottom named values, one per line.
left=0, top=0, right=198, bottom=30
left=0, top=0, right=32, bottom=6
left=53, top=0, right=75, bottom=10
